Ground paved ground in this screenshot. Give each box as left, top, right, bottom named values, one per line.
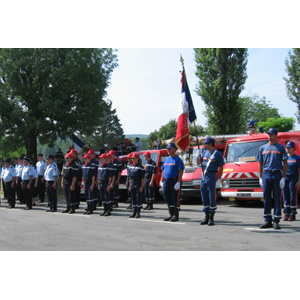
left=1, top=197, right=299, bottom=251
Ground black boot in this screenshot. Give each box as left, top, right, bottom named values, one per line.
left=283, top=214, right=289, bottom=221
left=62, top=206, right=70, bottom=213
left=129, top=209, right=137, bottom=218
left=170, top=207, right=179, bottom=222
left=69, top=207, right=75, bottom=214
left=126, top=203, right=133, bottom=209
left=147, top=203, right=153, bottom=210
left=164, top=207, right=174, bottom=221
left=86, top=204, right=93, bottom=215
left=208, top=213, right=215, bottom=226
left=100, top=204, right=107, bottom=216
left=200, top=213, right=209, bottom=225
left=259, top=221, right=273, bottom=229
left=135, top=209, right=141, bottom=218
left=143, top=202, right=150, bottom=210
left=104, top=204, right=111, bottom=216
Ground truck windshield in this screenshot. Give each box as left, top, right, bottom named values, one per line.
left=177, top=148, right=201, bottom=166
left=225, top=140, right=268, bottom=163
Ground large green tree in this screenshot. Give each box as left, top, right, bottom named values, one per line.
left=0, top=48, right=118, bottom=160
left=239, top=94, right=281, bottom=132
left=258, top=117, right=295, bottom=132
left=194, top=48, right=248, bottom=134
left=284, top=48, right=300, bottom=123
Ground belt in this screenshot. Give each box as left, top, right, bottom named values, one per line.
left=264, top=170, right=281, bottom=173
left=164, top=177, right=178, bottom=181
left=206, top=170, right=217, bottom=173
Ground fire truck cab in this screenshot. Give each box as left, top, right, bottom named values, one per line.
left=220, top=131, right=300, bottom=203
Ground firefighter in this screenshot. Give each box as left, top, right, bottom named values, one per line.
left=126, top=153, right=134, bottom=209
left=2, top=158, right=16, bottom=208
left=143, top=151, right=157, bottom=210
left=161, top=142, right=184, bottom=222
left=87, top=149, right=99, bottom=210
left=70, top=149, right=82, bottom=209
left=108, top=150, right=122, bottom=208
left=257, top=128, right=288, bottom=230
left=282, top=141, right=300, bottom=221
left=128, top=153, right=145, bottom=218
left=61, top=152, right=80, bottom=214
left=82, top=154, right=97, bottom=214
left=21, top=157, right=35, bottom=210
left=197, top=137, right=224, bottom=226
left=15, top=157, right=25, bottom=204
left=36, top=154, right=46, bottom=203
left=44, top=155, right=59, bottom=212
left=98, top=154, right=114, bottom=216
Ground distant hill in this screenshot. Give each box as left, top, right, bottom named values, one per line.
left=125, top=134, right=149, bottom=139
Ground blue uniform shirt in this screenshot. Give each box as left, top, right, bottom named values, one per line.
left=162, top=156, right=184, bottom=179
left=21, top=165, right=35, bottom=180
left=3, top=165, right=16, bottom=182
left=286, top=154, right=300, bottom=175
left=128, top=163, right=145, bottom=184
left=44, top=162, right=59, bottom=181
left=201, top=149, right=224, bottom=172
left=82, top=162, right=97, bottom=184
left=36, top=160, right=46, bottom=176
left=15, top=164, right=24, bottom=177
left=98, top=163, right=114, bottom=182
left=257, top=143, right=288, bottom=171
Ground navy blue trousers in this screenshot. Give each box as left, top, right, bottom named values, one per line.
left=283, top=174, right=298, bottom=215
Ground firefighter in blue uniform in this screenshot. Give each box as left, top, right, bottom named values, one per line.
left=143, top=151, right=157, bottom=210
left=61, top=152, right=80, bottom=214
left=44, top=155, right=59, bottom=212
left=2, top=158, right=16, bottom=208
left=70, top=149, right=83, bottom=209
left=128, top=153, right=145, bottom=218
left=161, top=142, right=184, bottom=222
left=98, top=154, right=114, bottom=216
left=282, top=141, right=300, bottom=221
left=109, top=150, right=122, bottom=208
left=126, top=153, right=133, bottom=209
left=87, top=149, right=99, bottom=210
left=21, top=157, right=35, bottom=210
left=257, top=128, right=288, bottom=230
left=82, top=154, right=97, bottom=215
left=197, top=137, right=224, bottom=226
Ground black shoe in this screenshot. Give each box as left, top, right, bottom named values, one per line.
left=200, top=213, right=209, bottom=225
left=86, top=209, right=93, bottom=215
left=135, top=210, right=141, bottom=218
left=208, top=213, right=215, bottom=226
left=69, top=208, right=75, bottom=214
left=50, top=209, right=57, bottom=212
left=46, top=209, right=52, bottom=212
left=104, top=211, right=111, bottom=216
left=288, top=214, right=296, bottom=221
left=126, top=204, right=132, bottom=209
left=129, top=211, right=137, bottom=218
left=283, top=214, right=289, bottom=221
left=259, top=222, right=273, bottom=229
left=112, top=203, right=119, bottom=208
left=273, top=222, right=281, bottom=230
left=170, top=207, right=179, bottom=222
left=147, top=203, right=153, bottom=210
left=62, top=209, right=70, bottom=213
left=143, top=203, right=150, bottom=210
left=164, top=207, right=174, bottom=221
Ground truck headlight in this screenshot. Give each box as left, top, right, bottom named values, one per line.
left=191, top=180, right=201, bottom=186
left=222, top=180, right=229, bottom=188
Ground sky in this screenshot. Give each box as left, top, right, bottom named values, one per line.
left=106, top=48, right=298, bottom=135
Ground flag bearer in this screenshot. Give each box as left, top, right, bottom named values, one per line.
left=197, top=137, right=224, bottom=226
left=44, top=155, right=59, bottom=212
left=21, top=157, right=35, bottom=210
left=2, top=158, right=16, bottom=208
left=82, top=154, right=97, bottom=215
left=61, top=152, right=79, bottom=214
left=282, top=141, right=300, bottom=221
left=98, top=154, right=114, bottom=216
left=143, top=151, right=157, bottom=210
left=128, top=153, right=145, bottom=218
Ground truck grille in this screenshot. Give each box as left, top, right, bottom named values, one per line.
left=229, top=178, right=260, bottom=188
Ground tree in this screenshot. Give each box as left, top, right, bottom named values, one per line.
left=239, top=94, right=281, bottom=132
left=258, top=117, right=295, bottom=132
left=194, top=48, right=248, bottom=134
left=79, top=99, right=125, bottom=151
left=0, top=48, right=118, bottom=160
left=284, top=48, right=300, bottom=123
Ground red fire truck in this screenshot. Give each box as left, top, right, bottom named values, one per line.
left=220, top=131, right=300, bottom=204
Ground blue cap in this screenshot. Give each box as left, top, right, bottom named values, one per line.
left=203, top=137, right=216, bottom=145
left=267, top=128, right=278, bottom=135
left=286, top=141, right=296, bottom=148
left=166, top=142, right=177, bottom=149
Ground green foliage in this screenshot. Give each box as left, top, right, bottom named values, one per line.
left=239, top=94, right=281, bottom=132
left=258, top=117, right=295, bottom=132
left=284, top=48, right=300, bottom=123
left=194, top=48, right=248, bottom=134
left=0, top=48, right=118, bottom=159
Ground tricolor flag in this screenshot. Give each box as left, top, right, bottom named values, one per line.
left=175, top=63, right=197, bottom=151
left=71, top=134, right=85, bottom=153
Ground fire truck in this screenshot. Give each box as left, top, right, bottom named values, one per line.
left=220, top=131, right=300, bottom=204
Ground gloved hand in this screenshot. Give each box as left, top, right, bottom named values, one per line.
left=160, top=180, right=164, bottom=188
left=174, top=182, right=181, bottom=190
left=259, top=178, right=263, bottom=188
left=215, top=179, right=221, bottom=189
left=280, top=178, right=285, bottom=189
left=197, top=149, right=201, bottom=157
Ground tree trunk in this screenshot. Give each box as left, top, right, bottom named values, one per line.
left=26, top=136, right=37, bottom=162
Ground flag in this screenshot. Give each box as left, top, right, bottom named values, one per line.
left=71, top=134, right=85, bottom=153
left=175, top=66, right=197, bottom=151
